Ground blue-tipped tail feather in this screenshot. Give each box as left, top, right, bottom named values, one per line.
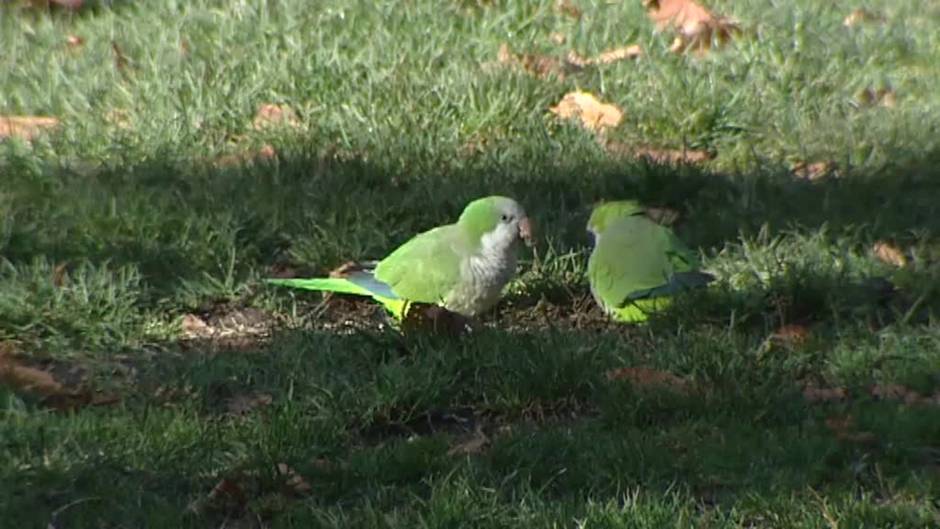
left=265, top=270, right=408, bottom=319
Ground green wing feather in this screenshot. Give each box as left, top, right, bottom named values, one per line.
left=374, top=225, right=468, bottom=304
left=588, top=215, right=701, bottom=322
left=265, top=277, right=409, bottom=319
left=266, top=225, right=469, bottom=321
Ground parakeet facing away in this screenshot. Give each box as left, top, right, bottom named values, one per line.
left=587, top=200, right=713, bottom=322
left=267, top=196, right=534, bottom=319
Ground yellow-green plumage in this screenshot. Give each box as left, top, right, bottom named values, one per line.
left=265, top=276, right=411, bottom=319
left=266, top=196, right=532, bottom=320
left=587, top=201, right=712, bottom=323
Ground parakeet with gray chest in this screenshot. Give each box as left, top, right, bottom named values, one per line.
left=268, top=196, right=533, bottom=319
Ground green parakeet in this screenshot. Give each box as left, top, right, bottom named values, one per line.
left=267, top=196, right=534, bottom=319
left=587, top=200, right=713, bottom=322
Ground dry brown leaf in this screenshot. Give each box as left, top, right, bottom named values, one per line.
left=52, top=262, right=68, bottom=287
left=644, top=0, right=739, bottom=55
left=0, top=354, right=66, bottom=397
left=550, top=91, right=623, bottom=133
left=65, top=35, right=85, bottom=50
left=0, top=116, right=60, bottom=141
left=606, top=366, right=692, bottom=394
left=252, top=104, right=300, bottom=130
left=549, top=32, right=567, bottom=45
left=179, top=308, right=272, bottom=353
left=566, top=44, right=643, bottom=67
left=855, top=87, right=897, bottom=108
left=824, top=415, right=878, bottom=444
left=555, top=0, right=582, bottom=19
left=188, top=477, right=247, bottom=515
left=181, top=314, right=210, bottom=338
left=328, top=260, right=374, bottom=278
left=226, top=393, right=273, bottom=415
left=802, top=383, right=847, bottom=403
left=869, top=383, right=925, bottom=405
left=104, top=108, right=133, bottom=130
left=28, top=0, right=84, bottom=9
left=402, top=304, right=474, bottom=337
left=771, top=324, right=811, bottom=346
left=448, top=426, right=490, bottom=456
left=111, top=41, right=129, bottom=72
left=872, top=241, right=907, bottom=267
left=605, top=141, right=713, bottom=165
left=498, top=43, right=574, bottom=80
left=276, top=463, right=312, bottom=495
left=213, top=144, right=278, bottom=168
left=632, top=145, right=712, bottom=164
left=594, top=44, right=644, bottom=64
left=791, top=160, right=836, bottom=181
left=844, top=8, right=883, bottom=28
left=0, top=344, right=116, bottom=411
left=645, top=206, right=681, bottom=226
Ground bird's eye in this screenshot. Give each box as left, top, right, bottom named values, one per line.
left=501, top=214, right=511, bottom=222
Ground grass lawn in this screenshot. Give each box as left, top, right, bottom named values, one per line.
left=3, top=0, right=940, bottom=526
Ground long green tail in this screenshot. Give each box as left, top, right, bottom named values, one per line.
left=265, top=277, right=408, bottom=320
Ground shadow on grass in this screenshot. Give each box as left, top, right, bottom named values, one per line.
left=2, top=143, right=940, bottom=525
left=4, top=142, right=940, bottom=291
left=3, top=319, right=939, bottom=526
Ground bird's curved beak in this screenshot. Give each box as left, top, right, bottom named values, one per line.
left=518, top=217, right=534, bottom=247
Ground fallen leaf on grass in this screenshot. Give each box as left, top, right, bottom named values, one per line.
left=27, top=0, right=84, bottom=9
left=566, top=44, right=643, bottom=67
left=52, top=262, right=69, bottom=287
left=802, top=383, right=847, bottom=403
left=65, top=35, right=85, bottom=50
left=645, top=206, right=681, bottom=226
left=869, top=383, right=930, bottom=406
left=0, top=352, right=65, bottom=397
left=644, top=0, right=740, bottom=55
left=497, top=43, right=576, bottom=80
left=180, top=308, right=273, bottom=351
left=213, top=144, right=278, bottom=168
left=188, top=477, right=247, bottom=515
left=0, top=348, right=116, bottom=411
left=554, top=0, right=582, bottom=19
left=181, top=314, right=211, bottom=337
left=252, top=104, right=301, bottom=130
left=0, top=116, right=60, bottom=141
left=825, top=415, right=877, bottom=444
left=447, top=426, right=490, bottom=456
left=872, top=241, right=907, bottom=267
left=605, top=141, right=713, bottom=165
left=770, top=324, right=811, bottom=346
left=550, top=91, right=623, bottom=133
left=104, top=108, right=133, bottom=130
left=111, top=41, right=130, bottom=73
left=328, top=260, right=372, bottom=278
left=401, top=304, right=474, bottom=337
left=791, top=160, right=837, bottom=181
left=606, top=366, right=693, bottom=395
left=855, top=87, right=897, bottom=108
left=226, top=393, right=273, bottom=415
left=276, top=463, right=312, bottom=495
left=844, top=8, right=884, bottom=28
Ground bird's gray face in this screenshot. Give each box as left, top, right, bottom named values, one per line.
left=495, top=201, right=534, bottom=248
